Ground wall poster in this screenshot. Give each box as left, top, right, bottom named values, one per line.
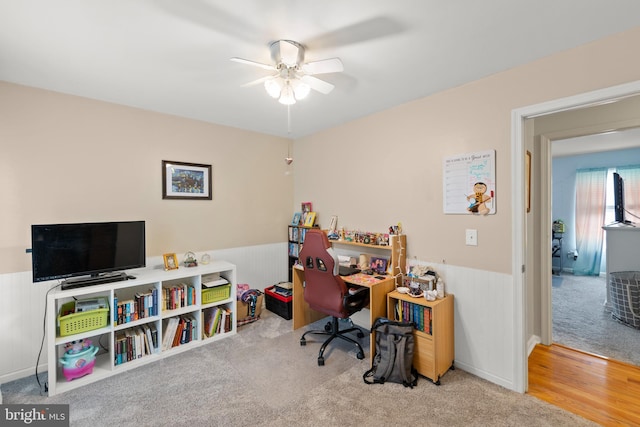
left=443, top=150, right=496, bottom=215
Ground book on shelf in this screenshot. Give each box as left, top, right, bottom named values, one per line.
left=204, top=307, right=221, bottom=338
left=162, top=283, right=196, bottom=310
left=161, top=317, right=179, bottom=350
left=394, top=300, right=432, bottom=335
left=142, top=324, right=153, bottom=355
left=114, top=288, right=158, bottom=325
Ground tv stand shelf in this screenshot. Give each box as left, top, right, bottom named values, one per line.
left=46, top=260, right=236, bottom=396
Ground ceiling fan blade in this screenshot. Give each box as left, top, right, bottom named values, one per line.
left=274, top=40, right=301, bottom=66
left=240, top=74, right=278, bottom=88
left=302, top=58, right=344, bottom=75
left=300, top=75, right=334, bottom=95
left=230, top=57, right=276, bottom=71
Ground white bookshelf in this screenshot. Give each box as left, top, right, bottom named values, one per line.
left=46, top=260, right=236, bottom=396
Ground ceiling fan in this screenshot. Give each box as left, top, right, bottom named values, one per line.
left=231, top=39, right=344, bottom=105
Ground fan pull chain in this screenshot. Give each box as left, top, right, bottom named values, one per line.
left=287, top=104, right=291, bottom=135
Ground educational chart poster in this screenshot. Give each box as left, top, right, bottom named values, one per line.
left=443, top=150, right=496, bottom=215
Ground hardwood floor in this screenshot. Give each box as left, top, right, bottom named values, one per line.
left=528, top=343, right=640, bottom=426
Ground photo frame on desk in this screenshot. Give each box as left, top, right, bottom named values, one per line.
left=303, top=212, right=316, bottom=227
left=291, top=212, right=302, bottom=226
left=370, top=257, right=388, bottom=274
left=163, top=253, right=179, bottom=271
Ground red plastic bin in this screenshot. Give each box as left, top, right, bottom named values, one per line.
left=264, top=286, right=292, bottom=320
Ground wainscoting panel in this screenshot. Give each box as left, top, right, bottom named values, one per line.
left=411, top=261, right=516, bottom=390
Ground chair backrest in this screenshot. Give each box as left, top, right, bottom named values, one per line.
left=299, top=229, right=350, bottom=318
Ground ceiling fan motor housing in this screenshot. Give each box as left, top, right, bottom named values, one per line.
left=270, top=40, right=305, bottom=68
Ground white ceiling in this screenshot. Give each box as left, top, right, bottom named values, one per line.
left=2, top=1, right=640, bottom=139
left=552, top=126, right=640, bottom=157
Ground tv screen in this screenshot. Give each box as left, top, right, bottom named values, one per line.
left=613, top=172, right=625, bottom=223
left=31, top=221, right=145, bottom=283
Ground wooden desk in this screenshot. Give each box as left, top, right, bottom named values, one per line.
left=292, top=266, right=396, bottom=330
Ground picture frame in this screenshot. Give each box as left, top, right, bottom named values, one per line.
left=291, top=212, right=302, bottom=226
left=301, top=202, right=312, bottom=214
left=162, top=160, right=212, bottom=200
left=163, top=253, right=179, bottom=271
left=526, top=150, right=531, bottom=213
left=303, top=212, right=316, bottom=227
left=329, top=215, right=338, bottom=232
left=370, top=257, right=388, bottom=274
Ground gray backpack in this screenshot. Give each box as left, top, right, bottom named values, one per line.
left=363, top=317, right=418, bottom=387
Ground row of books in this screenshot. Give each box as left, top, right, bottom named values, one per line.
left=202, top=306, right=232, bottom=338
left=161, top=315, right=198, bottom=351
left=114, top=289, right=158, bottom=325
left=114, top=324, right=158, bottom=366
left=288, top=226, right=309, bottom=243
left=288, top=242, right=300, bottom=258
left=394, top=300, right=433, bottom=335
left=162, top=283, right=196, bottom=311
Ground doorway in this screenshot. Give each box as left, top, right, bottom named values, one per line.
left=547, top=129, right=640, bottom=365
left=511, top=80, right=640, bottom=392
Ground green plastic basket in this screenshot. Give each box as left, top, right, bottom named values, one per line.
left=202, top=284, right=231, bottom=304
left=58, top=301, right=109, bottom=337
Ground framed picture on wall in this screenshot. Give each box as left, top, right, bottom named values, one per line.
left=162, top=160, right=212, bottom=200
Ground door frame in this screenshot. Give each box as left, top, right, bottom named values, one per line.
left=511, top=80, right=640, bottom=393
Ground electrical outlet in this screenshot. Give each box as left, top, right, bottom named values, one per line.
left=465, top=229, right=478, bottom=246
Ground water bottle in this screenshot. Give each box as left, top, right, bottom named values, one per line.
left=436, top=278, right=445, bottom=299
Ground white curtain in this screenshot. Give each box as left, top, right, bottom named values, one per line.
left=573, top=168, right=607, bottom=276
left=618, top=165, right=640, bottom=223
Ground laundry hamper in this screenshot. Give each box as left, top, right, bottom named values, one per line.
left=609, top=271, right=640, bottom=329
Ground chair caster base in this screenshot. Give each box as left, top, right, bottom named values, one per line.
left=300, top=338, right=306, bottom=346
left=357, top=351, right=365, bottom=360
left=317, top=356, right=325, bottom=366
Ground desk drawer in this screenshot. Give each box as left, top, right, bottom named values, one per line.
left=413, top=334, right=435, bottom=379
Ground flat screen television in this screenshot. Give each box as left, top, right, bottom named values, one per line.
left=613, top=172, right=626, bottom=224
left=31, top=221, right=145, bottom=288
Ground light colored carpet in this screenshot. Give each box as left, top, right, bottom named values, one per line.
left=552, top=274, right=640, bottom=366
left=2, top=309, right=596, bottom=426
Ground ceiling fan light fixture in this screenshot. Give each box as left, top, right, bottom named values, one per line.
left=292, top=80, right=310, bottom=100
left=279, top=82, right=296, bottom=105
left=264, top=78, right=282, bottom=98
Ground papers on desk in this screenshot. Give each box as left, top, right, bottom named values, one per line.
left=345, top=273, right=385, bottom=286
left=202, top=277, right=229, bottom=288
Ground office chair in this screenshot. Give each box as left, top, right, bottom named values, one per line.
left=299, top=229, right=370, bottom=365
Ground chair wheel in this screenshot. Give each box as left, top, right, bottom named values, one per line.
left=300, top=338, right=306, bottom=346
left=324, top=323, right=332, bottom=332
left=318, top=357, right=325, bottom=366
left=356, top=331, right=364, bottom=338
left=357, top=351, right=365, bottom=360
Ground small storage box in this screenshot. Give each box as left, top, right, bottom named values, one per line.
left=58, top=300, right=109, bottom=337
left=202, top=284, right=231, bottom=304
left=265, top=286, right=293, bottom=320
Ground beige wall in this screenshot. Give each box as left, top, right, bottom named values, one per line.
left=293, top=26, right=640, bottom=275
left=0, top=82, right=293, bottom=275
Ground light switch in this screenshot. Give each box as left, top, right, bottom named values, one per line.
left=466, top=229, right=478, bottom=246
